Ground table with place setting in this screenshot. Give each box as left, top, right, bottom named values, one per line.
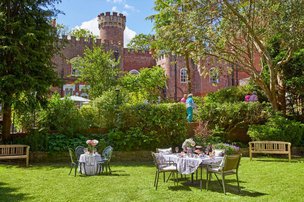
left=162, top=153, right=223, bottom=175
left=161, top=152, right=223, bottom=190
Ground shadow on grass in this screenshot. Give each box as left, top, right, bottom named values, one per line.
left=168, top=185, right=193, bottom=191
left=27, top=161, right=154, bottom=169
left=0, top=182, right=32, bottom=201
left=205, top=180, right=267, bottom=197
left=166, top=178, right=267, bottom=197
left=78, top=170, right=131, bottom=177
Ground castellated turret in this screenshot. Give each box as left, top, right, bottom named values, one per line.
left=98, top=12, right=126, bottom=47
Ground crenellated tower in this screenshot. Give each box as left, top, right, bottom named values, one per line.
left=98, top=12, right=126, bottom=69
left=98, top=12, right=126, bottom=47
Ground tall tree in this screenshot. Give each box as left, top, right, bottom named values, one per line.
left=119, top=66, right=167, bottom=103
left=71, top=46, right=119, bottom=98
left=127, top=34, right=154, bottom=51
left=151, top=0, right=304, bottom=113
left=149, top=0, right=200, bottom=93
left=69, top=28, right=97, bottom=40
left=0, top=0, right=61, bottom=142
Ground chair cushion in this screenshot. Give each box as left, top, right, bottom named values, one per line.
left=207, top=166, right=222, bottom=172
left=159, top=165, right=177, bottom=171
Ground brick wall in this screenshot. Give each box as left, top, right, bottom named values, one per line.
left=123, top=49, right=156, bottom=72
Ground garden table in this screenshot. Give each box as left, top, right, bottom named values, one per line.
left=79, top=153, right=103, bottom=175
left=162, top=153, right=223, bottom=190
left=163, top=154, right=223, bottom=174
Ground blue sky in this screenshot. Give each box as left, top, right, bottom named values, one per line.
left=55, top=0, right=156, bottom=46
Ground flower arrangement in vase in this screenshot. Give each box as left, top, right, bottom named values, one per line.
left=182, top=138, right=196, bottom=153
left=86, top=139, right=99, bottom=154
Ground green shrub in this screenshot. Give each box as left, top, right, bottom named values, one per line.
left=39, top=94, right=89, bottom=137
left=13, top=130, right=49, bottom=151
left=203, top=85, right=268, bottom=104
left=79, top=104, right=99, bottom=128
left=204, top=86, right=252, bottom=104
left=199, top=101, right=271, bottom=141
left=106, top=103, right=188, bottom=151
left=214, top=143, right=240, bottom=155
left=92, top=89, right=126, bottom=128
left=248, top=114, right=304, bottom=146
left=47, top=134, right=87, bottom=151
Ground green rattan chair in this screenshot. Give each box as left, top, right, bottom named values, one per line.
left=206, top=154, right=242, bottom=194
left=75, top=146, right=85, bottom=161
left=97, top=146, right=113, bottom=174
left=74, top=146, right=87, bottom=175
left=68, top=148, right=78, bottom=177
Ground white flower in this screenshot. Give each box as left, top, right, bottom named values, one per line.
left=182, top=138, right=196, bottom=151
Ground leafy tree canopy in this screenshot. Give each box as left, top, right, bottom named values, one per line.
left=119, top=66, right=167, bottom=104
left=69, top=28, right=97, bottom=40
left=150, top=0, right=304, bottom=112
left=0, top=0, right=61, bottom=141
left=71, top=45, right=119, bottom=98
left=127, top=34, right=154, bottom=51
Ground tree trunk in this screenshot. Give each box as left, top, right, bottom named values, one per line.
left=185, top=53, right=192, bottom=93
left=1, top=102, right=12, bottom=143
left=277, top=72, right=286, bottom=114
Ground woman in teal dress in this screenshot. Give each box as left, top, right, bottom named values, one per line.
left=186, top=94, right=195, bottom=122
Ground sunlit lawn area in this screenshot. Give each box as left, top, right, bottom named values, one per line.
left=0, top=157, right=303, bottom=202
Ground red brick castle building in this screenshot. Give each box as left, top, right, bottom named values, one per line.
left=54, top=12, right=249, bottom=100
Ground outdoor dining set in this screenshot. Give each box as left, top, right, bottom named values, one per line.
left=152, top=147, right=242, bottom=194
left=68, top=145, right=113, bottom=176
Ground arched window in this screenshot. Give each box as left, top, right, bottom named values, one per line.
left=180, top=68, right=188, bottom=83
left=209, top=67, right=219, bottom=84
left=129, top=69, right=139, bottom=75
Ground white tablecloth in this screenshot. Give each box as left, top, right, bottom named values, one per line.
left=79, top=153, right=103, bottom=175
left=163, top=154, right=223, bottom=175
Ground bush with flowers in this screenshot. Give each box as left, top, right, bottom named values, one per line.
left=214, top=143, right=240, bottom=155
left=86, top=139, right=99, bottom=153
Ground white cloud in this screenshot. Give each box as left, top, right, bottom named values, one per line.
left=74, top=17, right=99, bottom=36
left=111, top=6, right=128, bottom=16
left=107, top=0, right=125, bottom=3
left=73, top=18, right=137, bottom=48
left=124, top=4, right=135, bottom=11
left=124, top=26, right=136, bottom=47
left=111, top=6, right=118, bottom=12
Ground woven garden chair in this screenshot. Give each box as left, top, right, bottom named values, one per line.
left=151, top=152, right=178, bottom=190
left=206, top=154, right=242, bottom=194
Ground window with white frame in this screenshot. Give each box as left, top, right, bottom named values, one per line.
left=63, top=84, right=75, bottom=96
left=180, top=68, right=188, bottom=83
left=209, top=67, right=219, bottom=84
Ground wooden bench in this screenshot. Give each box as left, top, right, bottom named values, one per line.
left=0, top=145, right=30, bottom=167
left=249, top=141, right=291, bottom=161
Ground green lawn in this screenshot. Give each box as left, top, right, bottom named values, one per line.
left=0, top=157, right=303, bottom=202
